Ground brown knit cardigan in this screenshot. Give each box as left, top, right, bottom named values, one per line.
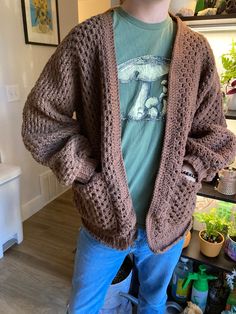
left=21, top=7, right=236, bottom=253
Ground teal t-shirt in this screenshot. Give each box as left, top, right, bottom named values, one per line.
left=112, top=7, right=177, bottom=228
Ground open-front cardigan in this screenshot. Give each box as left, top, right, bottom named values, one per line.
left=21, top=7, right=236, bottom=253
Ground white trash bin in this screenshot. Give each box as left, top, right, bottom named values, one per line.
left=0, top=163, right=23, bottom=258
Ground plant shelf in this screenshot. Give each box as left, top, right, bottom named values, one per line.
left=182, top=230, right=235, bottom=272
left=225, top=110, right=236, bottom=120
left=197, top=181, right=236, bottom=204
left=179, top=13, right=236, bottom=32
left=180, top=13, right=236, bottom=21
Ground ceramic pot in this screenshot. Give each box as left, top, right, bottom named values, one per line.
left=183, top=231, right=191, bottom=249
left=215, top=166, right=236, bottom=195
left=224, top=234, right=236, bottom=262
left=199, top=230, right=224, bottom=257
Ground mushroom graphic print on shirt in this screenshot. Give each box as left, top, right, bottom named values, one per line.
left=118, top=55, right=170, bottom=121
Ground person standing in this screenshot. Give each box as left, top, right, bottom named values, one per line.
left=21, top=0, right=236, bottom=313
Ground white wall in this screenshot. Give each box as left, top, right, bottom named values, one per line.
left=0, top=0, right=79, bottom=221
left=78, top=0, right=111, bottom=22
left=59, top=0, right=79, bottom=40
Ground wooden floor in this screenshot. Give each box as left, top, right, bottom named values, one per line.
left=0, top=188, right=81, bottom=314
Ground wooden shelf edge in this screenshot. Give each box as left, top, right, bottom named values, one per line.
left=179, top=13, right=236, bottom=21
left=225, top=110, right=236, bottom=120
left=178, top=14, right=236, bottom=31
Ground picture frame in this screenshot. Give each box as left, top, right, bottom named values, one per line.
left=21, top=0, right=60, bottom=46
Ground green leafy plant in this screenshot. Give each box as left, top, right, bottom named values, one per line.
left=216, top=201, right=232, bottom=222
left=220, top=38, right=236, bottom=85
left=228, top=211, right=236, bottom=241
left=216, top=202, right=236, bottom=239
left=194, top=208, right=231, bottom=243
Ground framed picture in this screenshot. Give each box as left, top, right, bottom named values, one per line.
left=21, top=0, right=60, bottom=46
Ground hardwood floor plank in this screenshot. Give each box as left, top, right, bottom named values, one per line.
left=0, top=189, right=81, bottom=314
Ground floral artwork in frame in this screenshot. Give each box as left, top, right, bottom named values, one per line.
left=21, top=0, right=60, bottom=46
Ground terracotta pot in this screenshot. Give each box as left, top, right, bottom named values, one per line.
left=224, top=234, right=236, bottom=262
left=183, top=231, right=191, bottom=248
left=199, top=230, right=224, bottom=258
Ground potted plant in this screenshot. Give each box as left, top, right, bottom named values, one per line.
left=220, top=38, right=236, bottom=110
left=224, top=211, right=236, bottom=262
left=194, top=208, right=231, bottom=257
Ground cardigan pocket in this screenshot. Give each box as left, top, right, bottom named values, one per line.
left=72, top=171, right=117, bottom=231
left=165, top=172, right=202, bottom=226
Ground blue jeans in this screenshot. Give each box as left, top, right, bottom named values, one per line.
left=67, top=226, right=184, bottom=314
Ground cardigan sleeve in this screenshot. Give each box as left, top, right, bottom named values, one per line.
left=21, top=27, right=98, bottom=186
left=183, top=37, right=236, bottom=183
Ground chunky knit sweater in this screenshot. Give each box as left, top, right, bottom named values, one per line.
left=21, top=7, right=236, bottom=253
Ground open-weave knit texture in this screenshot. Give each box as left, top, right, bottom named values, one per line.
left=21, top=7, right=236, bottom=253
